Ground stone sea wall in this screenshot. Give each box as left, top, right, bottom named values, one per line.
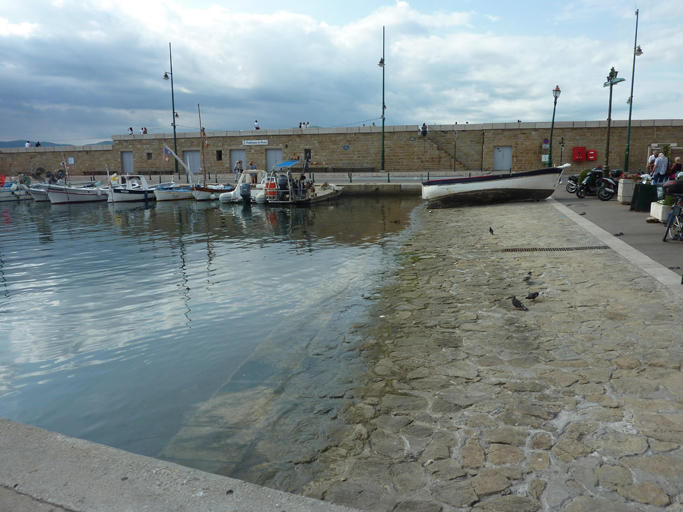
left=2, top=120, right=682, bottom=177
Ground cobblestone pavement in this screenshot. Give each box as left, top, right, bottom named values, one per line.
left=301, top=200, right=683, bottom=512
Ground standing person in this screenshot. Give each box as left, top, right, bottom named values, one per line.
left=670, top=157, right=682, bottom=179
left=420, top=123, right=428, bottom=136
left=653, top=152, right=669, bottom=184
left=128, top=127, right=133, bottom=135
left=233, top=160, right=241, bottom=182
left=253, top=120, right=260, bottom=130
left=648, top=151, right=658, bottom=174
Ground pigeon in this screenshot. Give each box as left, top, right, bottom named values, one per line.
left=526, top=291, right=540, bottom=301
left=579, top=212, right=586, bottom=216
left=613, top=232, right=624, bottom=236
left=512, top=296, right=528, bottom=311
left=522, top=271, right=532, bottom=283
left=489, top=227, right=494, bottom=235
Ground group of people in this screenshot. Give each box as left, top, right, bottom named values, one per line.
left=648, top=150, right=682, bottom=184
left=126, top=127, right=148, bottom=135
left=298, top=122, right=310, bottom=129
left=232, top=161, right=258, bottom=182
left=25, top=141, right=41, bottom=148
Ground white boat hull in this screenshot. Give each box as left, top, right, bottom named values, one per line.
left=192, top=185, right=235, bottom=201
left=0, top=187, right=32, bottom=202
left=108, top=188, right=156, bottom=203
left=47, top=186, right=109, bottom=205
left=422, top=167, right=564, bottom=207
left=154, top=187, right=193, bottom=201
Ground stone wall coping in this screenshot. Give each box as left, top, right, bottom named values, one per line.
left=4, top=119, right=682, bottom=155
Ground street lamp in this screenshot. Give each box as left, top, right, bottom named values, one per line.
left=547, top=85, right=561, bottom=168
left=624, top=8, right=643, bottom=175
left=378, top=26, right=386, bottom=172
left=603, top=67, right=626, bottom=176
left=163, top=42, right=179, bottom=177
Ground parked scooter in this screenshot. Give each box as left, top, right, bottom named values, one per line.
left=576, top=168, right=605, bottom=198
left=596, top=169, right=624, bottom=201
left=565, top=174, right=580, bottom=193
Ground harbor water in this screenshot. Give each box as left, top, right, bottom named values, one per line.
left=0, top=196, right=421, bottom=491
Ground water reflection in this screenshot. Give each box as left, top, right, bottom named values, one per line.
left=0, top=196, right=420, bottom=480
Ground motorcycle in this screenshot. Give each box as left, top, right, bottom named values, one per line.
left=596, top=169, right=624, bottom=201
left=565, top=174, right=579, bottom=193
left=576, top=168, right=605, bottom=198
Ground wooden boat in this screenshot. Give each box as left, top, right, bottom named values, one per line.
left=421, top=165, right=569, bottom=208
left=153, top=184, right=193, bottom=202
left=191, top=106, right=236, bottom=201
left=0, top=181, right=32, bottom=202
left=107, top=174, right=174, bottom=203
left=47, top=182, right=109, bottom=204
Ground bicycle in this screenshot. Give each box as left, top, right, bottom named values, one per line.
left=663, top=193, right=683, bottom=242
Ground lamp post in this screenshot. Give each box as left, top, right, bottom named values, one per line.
left=163, top=42, right=180, bottom=177
left=624, top=9, right=643, bottom=175
left=547, top=85, right=561, bottom=168
left=378, top=26, right=386, bottom=172
left=603, top=67, right=626, bottom=176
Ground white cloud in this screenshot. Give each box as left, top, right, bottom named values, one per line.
left=0, top=17, right=39, bottom=37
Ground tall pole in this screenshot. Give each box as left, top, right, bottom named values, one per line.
left=381, top=26, right=386, bottom=172
left=548, top=86, right=561, bottom=168
left=168, top=43, right=179, bottom=177
left=624, top=9, right=641, bottom=175
left=605, top=81, right=614, bottom=175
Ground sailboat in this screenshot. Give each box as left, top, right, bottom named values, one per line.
left=191, top=105, right=235, bottom=201
left=154, top=146, right=194, bottom=201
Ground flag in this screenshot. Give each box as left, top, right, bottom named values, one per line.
left=164, top=146, right=173, bottom=161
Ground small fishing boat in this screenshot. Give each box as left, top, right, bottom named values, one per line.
left=0, top=179, right=32, bottom=202
left=47, top=181, right=109, bottom=204
left=26, top=183, right=52, bottom=202
left=191, top=106, right=236, bottom=201
left=108, top=174, right=174, bottom=203
left=153, top=184, right=193, bottom=202
left=421, top=165, right=569, bottom=208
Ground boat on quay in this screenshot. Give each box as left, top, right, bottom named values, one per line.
left=421, top=164, right=569, bottom=208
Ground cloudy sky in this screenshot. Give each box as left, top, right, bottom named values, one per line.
left=1, top=0, right=682, bottom=145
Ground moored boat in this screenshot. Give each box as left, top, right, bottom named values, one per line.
left=421, top=165, right=569, bottom=208
left=47, top=182, right=109, bottom=204
left=108, top=174, right=174, bottom=203
left=153, top=184, right=193, bottom=202
left=0, top=181, right=32, bottom=202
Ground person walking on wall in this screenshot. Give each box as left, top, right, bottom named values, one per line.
left=653, top=152, right=669, bottom=184
left=254, top=120, right=260, bottom=130
left=128, top=127, right=133, bottom=135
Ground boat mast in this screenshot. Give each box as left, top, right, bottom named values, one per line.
left=198, top=103, right=207, bottom=187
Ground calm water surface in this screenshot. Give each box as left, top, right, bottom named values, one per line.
left=0, top=197, right=420, bottom=483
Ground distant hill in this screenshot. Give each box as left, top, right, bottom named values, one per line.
left=0, top=140, right=113, bottom=148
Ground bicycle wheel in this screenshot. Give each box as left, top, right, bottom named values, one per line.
left=664, top=207, right=682, bottom=241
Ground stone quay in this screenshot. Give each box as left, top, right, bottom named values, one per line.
left=299, top=199, right=683, bottom=512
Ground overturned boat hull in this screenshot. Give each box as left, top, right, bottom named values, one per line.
left=422, top=167, right=564, bottom=208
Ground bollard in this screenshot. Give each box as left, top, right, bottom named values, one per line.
left=469, top=173, right=471, bottom=178
left=186, top=174, right=188, bottom=183
left=312, top=173, right=315, bottom=184
left=348, top=172, right=352, bottom=183
left=158, top=175, right=161, bottom=183
left=215, top=174, right=218, bottom=183
left=387, top=172, right=390, bottom=183
left=427, top=171, right=430, bottom=181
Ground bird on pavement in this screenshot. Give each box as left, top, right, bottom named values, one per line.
left=579, top=212, right=586, bottom=216
left=489, top=227, right=494, bottom=235
left=522, top=271, right=532, bottom=282
left=526, top=291, right=540, bottom=301
left=512, top=296, right=528, bottom=311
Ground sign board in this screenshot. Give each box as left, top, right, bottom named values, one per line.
left=409, top=137, right=416, bottom=141
left=68, top=157, right=75, bottom=164
left=542, top=144, right=549, bottom=149
left=343, top=145, right=350, bottom=150
left=541, top=155, right=549, bottom=163
left=242, top=140, right=268, bottom=146
left=543, top=138, right=549, bottom=144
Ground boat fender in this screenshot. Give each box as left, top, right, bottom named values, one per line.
left=255, top=192, right=266, bottom=204
left=210, top=193, right=216, bottom=200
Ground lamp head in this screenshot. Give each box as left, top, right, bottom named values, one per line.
left=378, top=58, right=385, bottom=68
left=553, top=85, right=561, bottom=99
left=174, top=112, right=179, bottom=118
left=635, top=45, right=643, bottom=56
left=163, top=72, right=170, bottom=80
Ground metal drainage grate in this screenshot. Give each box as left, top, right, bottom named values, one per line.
left=502, top=246, right=610, bottom=253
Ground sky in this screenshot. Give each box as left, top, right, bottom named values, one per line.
left=1, top=0, right=682, bottom=145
